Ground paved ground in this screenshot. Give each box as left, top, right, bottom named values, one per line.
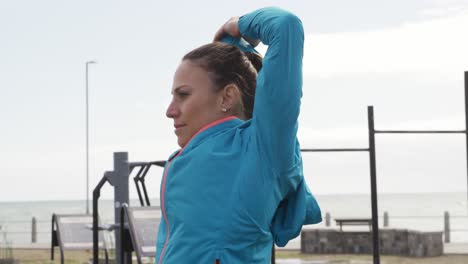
left=277, top=260, right=371, bottom=264
left=444, top=242, right=468, bottom=254
left=8, top=242, right=468, bottom=264
left=12, top=242, right=468, bottom=254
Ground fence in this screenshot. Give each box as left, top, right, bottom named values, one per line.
left=0, top=217, right=114, bottom=246
left=0, top=226, right=14, bottom=261
left=1, top=212, right=467, bottom=246
left=321, top=211, right=468, bottom=243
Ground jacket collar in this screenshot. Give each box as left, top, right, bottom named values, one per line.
left=169, top=116, right=243, bottom=160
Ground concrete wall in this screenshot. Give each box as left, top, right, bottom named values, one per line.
left=301, top=229, right=443, bottom=257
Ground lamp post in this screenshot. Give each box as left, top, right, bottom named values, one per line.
left=86, top=60, right=97, bottom=215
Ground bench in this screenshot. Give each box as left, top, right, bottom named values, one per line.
left=121, top=205, right=161, bottom=264
left=51, top=214, right=109, bottom=264
left=334, top=218, right=372, bottom=231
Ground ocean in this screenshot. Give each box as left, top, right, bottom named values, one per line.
left=0, top=192, right=467, bottom=249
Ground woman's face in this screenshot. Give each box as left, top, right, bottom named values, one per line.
left=166, top=60, right=225, bottom=148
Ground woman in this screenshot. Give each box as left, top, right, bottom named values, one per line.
left=157, top=7, right=321, bottom=263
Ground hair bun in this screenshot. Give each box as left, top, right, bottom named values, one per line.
left=243, top=52, right=263, bottom=73
left=219, top=35, right=263, bottom=72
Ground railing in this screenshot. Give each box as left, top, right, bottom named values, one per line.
left=322, top=211, right=468, bottom=243
left=0, top=217, right=114, bottom=246
left=1, top=212, right=468, bottom=245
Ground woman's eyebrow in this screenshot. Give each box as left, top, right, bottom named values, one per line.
left=172, top=85, right=192, bottom=94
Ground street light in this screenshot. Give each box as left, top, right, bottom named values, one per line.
left=86, top=60, right=97, bottom=215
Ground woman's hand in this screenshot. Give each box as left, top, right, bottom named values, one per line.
left=213, top=16, right=260, bottom=47
left=213, top=17, right=241, bottom=42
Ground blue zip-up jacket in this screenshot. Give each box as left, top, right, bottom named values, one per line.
left=156, top=7, right=322, bottom=263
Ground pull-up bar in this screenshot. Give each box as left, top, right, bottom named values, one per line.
left=301, top=148, right=369, bottom=152
left=375, top=130, right=466, bottom=134
left=362, top=71, right=468, bottom=264
left=372, top=71, right=468, bottom=204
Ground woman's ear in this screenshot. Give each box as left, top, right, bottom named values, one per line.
left=220, top=84, right=241, bottom=111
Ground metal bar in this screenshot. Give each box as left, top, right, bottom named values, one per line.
left=133, top=165, right=146, bottom=179
left=140, top=164, right=152, bottom=206
left=133, top=165, right=146, bottom=206
left=390, top=215, right=447, bottom=218
left=140, top=163, right=152, bottom=180
left=120, top=206, right=125, bottom=264
left=444, top=211, right=450, bottom=243
left=85, top=60, right=96, bottom=215
left=86, top=62, right=89, bottom=215
left=301, top=148, right=369, bottom=152
left=151, top=160, right=167, bottom=167
left=61, top=241, right=64, bottom=264
left=375, top=130, right=465, bottom=134
left=141, top=179, right=151, bottom=206
left=368, top=106, right=380, bottom=264
left=134, top=177, right=144, bottom=207
left=93, top=174, right=109, bottom=264
left=465, top=71, right=468, bottom=210
left=130, top=162, right=149, bottom=168
left=50, top=215, right=55, bottom=260
left=31, top=217, right=37, bottom=243
left=113, top=152, right=132, bottom=264
left=271, top=245, right=275, bottom=264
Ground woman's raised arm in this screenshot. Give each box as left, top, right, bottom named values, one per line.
left=240, top=7, right=304, bottom=175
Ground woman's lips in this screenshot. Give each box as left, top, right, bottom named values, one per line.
left=174, top=124, right=186, bottom=133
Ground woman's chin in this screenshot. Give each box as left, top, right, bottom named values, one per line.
left=177, top=137, right=187, bottom=148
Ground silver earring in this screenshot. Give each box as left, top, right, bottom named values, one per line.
left=222, top=107, right=227, bottom=113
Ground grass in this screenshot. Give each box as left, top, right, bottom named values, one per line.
left=4, top=249, right=468, bottom=264
left=276, top=250, right=468, bottom=264
left=9, top=249, right=92, bottom=264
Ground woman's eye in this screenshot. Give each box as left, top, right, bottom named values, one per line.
left=177, top=92, right=190, bottom=98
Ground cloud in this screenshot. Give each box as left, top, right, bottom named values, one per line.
left=421, top=0, right=468, bottom=18
left=303, top=9, right=468, bottom=77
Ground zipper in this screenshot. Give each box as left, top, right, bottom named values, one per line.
left=157, top=116, right=237, bottom=263
left=157, top=160, right=173, bottom=264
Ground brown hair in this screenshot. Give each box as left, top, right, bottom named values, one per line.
left=183, top=42, right=263, bottom=120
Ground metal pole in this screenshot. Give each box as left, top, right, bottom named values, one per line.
left=51, top=215, right=55, bottom=260
left=271, top=245, right=275, bottom=264
left=86, top=60, right=96, bottom=214
left=93, top=173, right=109, bottom=264
left=86, top=62, right=89, bottom=215
left=120, top=205, right=125, bottom=264
left=444, top=211, right=450, bottom=243
left=134, top=165, right=146, bottom=206
left=93, top=179, right=101, bottom=264
left=325, top=212, right=331, bottom=227
left=383, top=212, right=389, bottom=227
left=465, top=71, right=468, bottom=210
left=367, top=106, right=380, bottom=264
left=113, top=152, right=131, bottom=264
left=31, top=217, right=37, bottom=243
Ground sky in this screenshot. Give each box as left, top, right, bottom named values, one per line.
left=1, top=0, right=468, bottom=201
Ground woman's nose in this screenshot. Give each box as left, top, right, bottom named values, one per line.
left=166, top=101, right=179, bottom=118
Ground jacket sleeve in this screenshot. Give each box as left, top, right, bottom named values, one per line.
left=270, top=143, right=322, bottom=246
left=238, top=7, right=304, bottom=176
